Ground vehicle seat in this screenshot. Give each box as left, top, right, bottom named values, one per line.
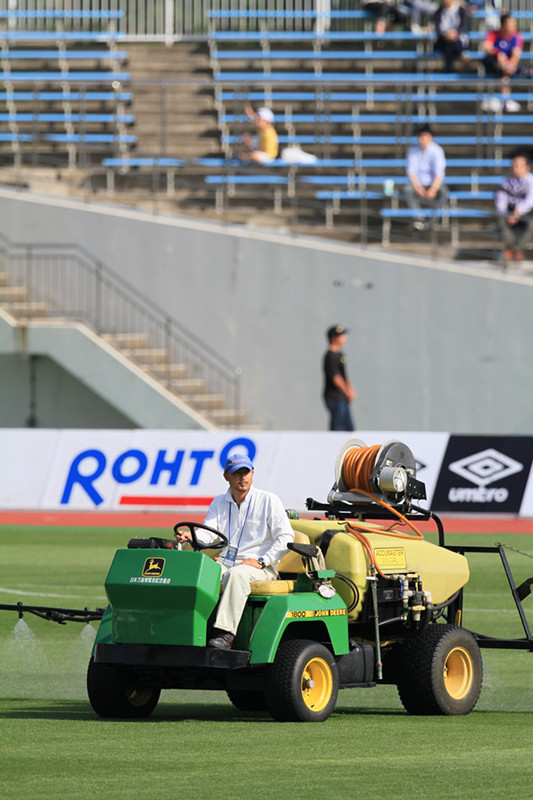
left=249, top=530, right=311, bottom=596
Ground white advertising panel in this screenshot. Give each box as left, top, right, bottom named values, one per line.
left=0, top=429, right=450, bottom=514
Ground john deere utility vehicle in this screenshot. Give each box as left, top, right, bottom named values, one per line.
left=85, top=439, right=533, bottom=722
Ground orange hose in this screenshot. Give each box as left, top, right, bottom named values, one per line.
left=339, top=444, right=425, bottom=578
left=342, top=444, right=380, bottom=494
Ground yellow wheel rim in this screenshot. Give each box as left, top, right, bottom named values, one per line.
left=443, top=646, right=473, bottom=700
left=125, top=686, right=153, bottom=707
left=301, top=657, right=333, bottom=712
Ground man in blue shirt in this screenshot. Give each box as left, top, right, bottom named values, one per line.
left=402, top=124, right=448, bottom=230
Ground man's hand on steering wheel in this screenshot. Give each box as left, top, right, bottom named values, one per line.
left=173, top=522, right=228, bottom=552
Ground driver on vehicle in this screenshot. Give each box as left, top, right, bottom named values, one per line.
left=174, top=453, right=294, bottom=650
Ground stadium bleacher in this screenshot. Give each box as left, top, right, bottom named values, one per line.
left=0, top=8, right=133, bottom=167
left=204, top=5, right=533, bottom=250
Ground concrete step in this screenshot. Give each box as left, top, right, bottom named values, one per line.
left=103, top=332, right=150, bottom=349
left=192, top=393, right=227, bottom=410
left=171, top=378, right=207, bottom=394
left=2, top=301, right=48, bottom=317
left=122, top=347, right=169, bottom=365
left=150, top=363, right=188, bottom=381
left=0, top=286, right=28, bottom=301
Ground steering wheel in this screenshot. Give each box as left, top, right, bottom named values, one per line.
left=173, top=521, right=228, bottom=552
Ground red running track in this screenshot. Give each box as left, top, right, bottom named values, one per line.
left=1, top=510, right=532, bottom=535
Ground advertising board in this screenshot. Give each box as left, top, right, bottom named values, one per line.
left=0, top=429, right=449, bottom=513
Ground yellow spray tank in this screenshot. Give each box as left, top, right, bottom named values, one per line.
left=291, top=439, right=470, bottom=622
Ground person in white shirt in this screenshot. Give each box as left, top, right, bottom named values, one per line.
left=402, top=123, right=449, bottom=230
left=175, top=452, right=294, bottom=650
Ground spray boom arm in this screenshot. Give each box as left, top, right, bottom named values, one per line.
left=0, top=602, right=105, bottom=625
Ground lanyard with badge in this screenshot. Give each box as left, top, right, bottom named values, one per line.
left=223, top=499, right=252, bottom=567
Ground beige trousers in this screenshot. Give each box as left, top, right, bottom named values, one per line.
left=214, top=562, right=277, bottom=635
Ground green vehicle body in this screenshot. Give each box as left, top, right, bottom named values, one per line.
left=93, top=547, right=350, bottom=662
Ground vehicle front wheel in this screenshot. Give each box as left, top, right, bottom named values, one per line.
left=396, top=624, right=483, bottom=716
left=87, top=657, right=161, bottom=719
left=265, top=639, right=339, bottom=722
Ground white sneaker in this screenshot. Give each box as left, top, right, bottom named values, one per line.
left=504, top=99, right=521, bottom=113
left=481, top=97, right=503, bottom=113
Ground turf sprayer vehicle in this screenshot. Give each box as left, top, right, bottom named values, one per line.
left=3, top=440, right=533, bottom=722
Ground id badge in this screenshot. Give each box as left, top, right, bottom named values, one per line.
left=223, top=546, right=238, bottom=567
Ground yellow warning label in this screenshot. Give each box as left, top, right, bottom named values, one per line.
left=286, top=608, right=347, bottom=619
left=374, top=547, right=406, bottom=571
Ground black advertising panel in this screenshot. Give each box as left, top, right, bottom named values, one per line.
left=432, top=436, right=533, bottom=514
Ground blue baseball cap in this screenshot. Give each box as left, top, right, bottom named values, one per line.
left=224, top=453, right=254, bottom=474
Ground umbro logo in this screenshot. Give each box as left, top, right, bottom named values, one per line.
left=449, top=449, right=523, bottom=488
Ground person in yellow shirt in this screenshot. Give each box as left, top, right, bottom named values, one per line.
left=239, top=105, right=279, bottom=163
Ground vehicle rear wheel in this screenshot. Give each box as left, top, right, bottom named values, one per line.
left=226, top=688, right=267, bottom=711
left=265, top=639, right=338, bottom=722
left=396, top=624, right=483, bottom=716
left=87, top=657, right=161, bottom=719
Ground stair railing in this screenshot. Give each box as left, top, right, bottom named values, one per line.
left=0, top=230, right=242, bottom=423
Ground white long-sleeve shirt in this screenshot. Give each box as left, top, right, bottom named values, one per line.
left=202, top=486, right=294, bottom=568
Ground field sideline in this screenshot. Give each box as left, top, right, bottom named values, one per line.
left=1, top=521, right=533, bottom=800
left=3, top=509, right=533, bottom=534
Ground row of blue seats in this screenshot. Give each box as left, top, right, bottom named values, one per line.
left=0, top=132, right=134, bottom=143
left=217, top=90, right=531, bottom=104
left=0, top=49, right=128, bottom=60
left=0, top=113, right=134, bottom=123
left=0, top=91, right=132, bottom=102
left=0, top=71, right=129, bottom=82
left=0, top=10, right=123, bottom=18
left=221, top=112, right=532, bottom=125
left=211, top=49, right=533, bottom=63
left=207, top=9, right=533, bottom=20
left=213, top=71, right=529, bottom=83
left=0, top=31, right=124, bottom=41
left=222, top=133, right=531, bottom=146
left=209, top=31, right=533, bottom=42
left=102, top=156, right=510, bottom=170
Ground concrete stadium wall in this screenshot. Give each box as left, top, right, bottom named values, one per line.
left=0, top=187, right=531, bottom=433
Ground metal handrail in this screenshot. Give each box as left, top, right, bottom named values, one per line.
left=0, top=230, right=241, bottom=418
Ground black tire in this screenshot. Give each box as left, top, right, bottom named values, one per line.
left=226, top=688, right=267, bottom=711
left=265, top=639, right=339, bottom=722
left=396, top=624, right=483, bottom=716
left=87, top=657, right=161, bottom=719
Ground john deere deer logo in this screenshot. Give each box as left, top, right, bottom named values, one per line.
left=142, top=557, right=165, bottom=577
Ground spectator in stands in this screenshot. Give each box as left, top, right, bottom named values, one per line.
left=481, top=13, right=524, bottom=112
left=239, top=105, right=279, bottom=163
left=495, top=154, right=533, bottom=262
left=407, top=0, right=438, bottom=34
left=362, top=0, right=409, bottom=35
left=323, top=325, right=356, bottom=431
left=402, top=123, right=448, bottom=230
left=433, top=0, right=470, bottom=72
left=463, top=0, right=502, bottom=32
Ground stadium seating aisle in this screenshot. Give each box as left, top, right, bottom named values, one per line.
left=206, top=6, right=533, bottom=256
left=0, top=8, right=134, bottom=168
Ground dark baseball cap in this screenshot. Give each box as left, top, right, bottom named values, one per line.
left=327, top=325, right=348, bottom=340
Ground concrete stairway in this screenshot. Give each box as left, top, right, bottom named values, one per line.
left=125, top=42, right=220, bottom=159
left=0, top=271, right=247, bottom=429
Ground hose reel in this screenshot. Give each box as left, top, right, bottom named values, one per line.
left=329, top=439, right=427, bottom=507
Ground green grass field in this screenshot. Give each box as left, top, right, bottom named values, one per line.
left=2, top=525, right=533, bottom=800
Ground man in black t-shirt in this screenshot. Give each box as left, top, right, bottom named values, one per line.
left=323, top=325, right=356, bottom=431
